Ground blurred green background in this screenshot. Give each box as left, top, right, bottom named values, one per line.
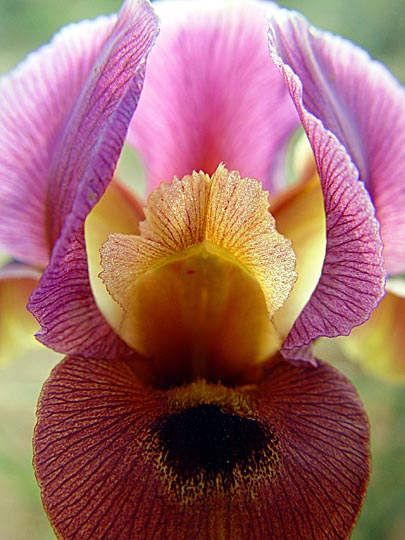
left=0, top=1, right=404, bottom=539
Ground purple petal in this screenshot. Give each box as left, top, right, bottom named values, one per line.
left=283, top=126, right=384, bottom=362
left=34, top=355, right=369, bottom=540
left=268, top=10, right=405, bottom=275
left=268, top=13, right=386, bottom=362
left=127, top=0, right=299, bottom=193
left=28, top=0, right=159, bottom=358
left=0, top=15, right=116, bottom=267
left=45, top=0, right=158, bottom=248
left=30, top=227, right=133, bottom=359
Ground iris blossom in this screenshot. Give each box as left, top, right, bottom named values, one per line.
left=0, top=0, right=404, bottom=538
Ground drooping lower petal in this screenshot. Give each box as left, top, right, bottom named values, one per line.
left=34, top=355, right=369, bottom=540
left=28, top=0, right=159, bottom=359
left=0, top=15, right=116, bottom=267
left=268, top=21, right=385, bottom=362
left=268, top=10, right=405, bottom=275
left=127, top=0, right=299, bottom=193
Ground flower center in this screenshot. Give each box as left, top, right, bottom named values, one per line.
left=145, top=379, right=281, bottom=504
left=152, top=402, right=280, bottom=503
left=100, top=165, right=296, bottom=386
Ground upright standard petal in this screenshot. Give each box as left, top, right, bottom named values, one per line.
left=268, top=15, right=386, bottom=362
left=28, top=0, right=159, bottom=359
left=34, top=355, right=369, bottom=540
left=127, top=0, right=299, bottom=193
left=0, top=15, right=116, bottom=267
left=268, top=10, right=405, bottom=275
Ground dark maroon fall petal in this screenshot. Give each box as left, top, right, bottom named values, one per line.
left=34, top=355, right=369, bottom=540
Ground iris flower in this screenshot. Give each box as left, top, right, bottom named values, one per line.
left=0, top=0, right=404, bottom=538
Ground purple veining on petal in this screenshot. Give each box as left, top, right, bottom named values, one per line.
left=127, top=0, right=299, bottom=194
left=34, top=355, right=369, bottom=540
left=268, top=20, right=386, bottom=362
left=46, top=0, right=158, bottom=248
left=30, top=226, right=132, bottom=359
left=269, top=10, right=405, bottom=275
left=29, top=0, right=159, bottom=359
left=283, top=120, right=384, bottom=362
left=0, top=15, right=116, bottom=267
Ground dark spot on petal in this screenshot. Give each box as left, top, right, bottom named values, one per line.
left=157, top=404, right=267, bottom=478
left=151, top=404, right=280, bottom=502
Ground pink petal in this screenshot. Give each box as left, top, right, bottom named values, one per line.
left=0, top=15, right=116, bottom=267
left=127, top=0, right=299, bottom=193
left=34, top=355, right=369, bottom=540
left=268, top=13, right=386, bottom=362
left=268, top=10, right=405, bottom=275
left=28, top=0, right=159, bottom=358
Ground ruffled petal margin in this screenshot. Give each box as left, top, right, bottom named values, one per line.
left=34, top=356, right=369, bottom=540
left=28, top=0, right=159, bottom=359
left=271, top=175, right=326, bottom=341
left=0, top=15, right=116, bottom=267
left=268, top=11, right=405, bottom=275
left=127, top=0, right=299, bottom=193
left=268, top=14, right=385, bottom=362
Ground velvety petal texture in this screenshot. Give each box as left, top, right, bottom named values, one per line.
left=34, top=356, right=369, bottom=540
left=0, top=15, right=116, bottom=267
left=127, top=0, right=299, bottom=193
left=28, top=0, right=159, bottom=358
left=268, top=14, right=386, bottom=362
left=268, top=10, right=405, bottom=275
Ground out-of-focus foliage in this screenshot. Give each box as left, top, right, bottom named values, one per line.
left=0, top=1, right=404, bottom=539
left=281, top=0, right=405, bottom=82
left=0, top=350, right=60, bottom=540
